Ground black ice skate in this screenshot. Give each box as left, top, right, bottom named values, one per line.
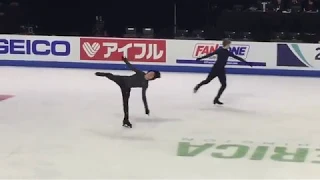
left=193, top=85, right=200, bottom=93
left=123, top=119, right=132, bottom=128
left=95, top=72, right=110, bottom=77
left=214, top=98, right=223, bottom=105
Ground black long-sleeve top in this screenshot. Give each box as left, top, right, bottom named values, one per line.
left=122, top=58, right=149, bottom=110
left=197, top=47, right=250, bottom=69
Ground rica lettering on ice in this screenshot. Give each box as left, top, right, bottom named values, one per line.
left=177, top=142, right=320, bottom=164
left=0, top=39, right=71, bottom=56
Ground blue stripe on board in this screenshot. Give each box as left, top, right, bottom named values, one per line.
left=176, top=59, right=266, bottom=66
left=1, top=60, right=320, bottom=77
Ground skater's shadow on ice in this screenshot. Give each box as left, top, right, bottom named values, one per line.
left=200, top=106, right=257, bottom=115
left=132, top=116, right=181, bottom=123
left=84, top=129, right=154, bottom=141
left=226, top=92, right=255, bottom=98
left=114, top=114, right=181, bottom=124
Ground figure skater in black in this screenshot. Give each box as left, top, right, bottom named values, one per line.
left=95, top=56, right=161, bottom=128
left=194, top=39, right=252, bottom=105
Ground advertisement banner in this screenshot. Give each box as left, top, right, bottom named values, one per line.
left=80, top=38, right=166, bottom=63
left=0, top=35, right=78, bottom=61
left=277, top=43, right=320, bottom=70
left=167, top=40, right=272, bottom=68
left=0, top=34, right=320, bottom=77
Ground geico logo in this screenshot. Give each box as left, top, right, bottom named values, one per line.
left=0, top=39, right=71, bottom=56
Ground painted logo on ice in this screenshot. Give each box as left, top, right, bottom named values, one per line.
left=0, top=95, right=14, bottom=101
left=177, top=137, right=320, bottom=164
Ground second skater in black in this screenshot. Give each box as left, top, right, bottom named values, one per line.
left=194, top=39, right=252, bottom=105
left=95, top=56, right=161, bottom=128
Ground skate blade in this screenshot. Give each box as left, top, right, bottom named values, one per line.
left=122, top=124, right=132, bottom=128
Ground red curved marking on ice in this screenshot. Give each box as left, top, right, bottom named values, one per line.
left=0, top=95, right=14, bottom=101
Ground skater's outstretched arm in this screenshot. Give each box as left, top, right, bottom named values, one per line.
left=142, top=87, right=150, bottom=115
left=196, top=49, right=220, bottom=61
left=122, top=56, right=143, bottom=73
left=229, top=52, right=252, bottom=66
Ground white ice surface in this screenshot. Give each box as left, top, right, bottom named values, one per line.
left=0, top=67, right=320, bottom=179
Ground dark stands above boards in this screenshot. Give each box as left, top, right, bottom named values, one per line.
left=0, top=0, right=319, bottom=43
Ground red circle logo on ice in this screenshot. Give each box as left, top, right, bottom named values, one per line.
left=0, top=95, right=14, bottom=101
left=79, top=38, right=166, bottom=63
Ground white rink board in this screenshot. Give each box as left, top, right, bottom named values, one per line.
left=0, top=35, right=320, bottom=76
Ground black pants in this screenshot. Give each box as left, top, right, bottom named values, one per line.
left=195, top=68, right=227, bottom=100
left=104, top=73, right=131, bottom=123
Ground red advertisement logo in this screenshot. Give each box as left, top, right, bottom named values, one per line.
left=80, top=38, right=166, bottom=62
left=193, top=44, right=220, bottom=58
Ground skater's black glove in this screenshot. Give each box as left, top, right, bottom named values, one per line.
left=122, top=56, right=127, bottom=61
left=247, top=62, right=253, bottom=67
left=196, top=57, right=202, bottom=61
left=145, top=109, right=150, bottom=115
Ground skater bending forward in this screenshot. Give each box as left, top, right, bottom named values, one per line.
left=194, top=39, right=252, bottom=105
left=95, top=56, right=161, bottom=128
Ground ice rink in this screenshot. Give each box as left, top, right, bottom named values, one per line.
left=1, top=66, right=320, bottom=179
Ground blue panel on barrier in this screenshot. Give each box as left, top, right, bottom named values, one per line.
left=176, top=59, right=267, bottom=67
left=1, top=60, right=320, bottom=77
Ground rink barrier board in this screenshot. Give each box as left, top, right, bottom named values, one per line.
left=1, top=34, right=320, bottom=77
left=1, top=60, right=320, bottom=77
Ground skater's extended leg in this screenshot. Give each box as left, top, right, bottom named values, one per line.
left=214, top=71, right=227, bottom=105
left=95, top=72, right=123, bottom=85
left=121, top=88, right=132, bottom=128
left=194, top=70, right=217, bottom=93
